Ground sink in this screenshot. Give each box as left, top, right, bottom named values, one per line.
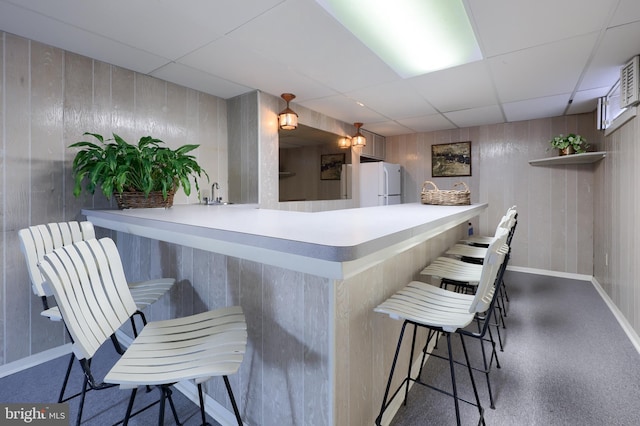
left=202, top=197, right=234, bottom=205
left=204, top=201, right=234, bottom=205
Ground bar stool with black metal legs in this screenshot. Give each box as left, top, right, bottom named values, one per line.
left=18, top=221, right=176, bottom=406
left=38, top=237, right=247, bottom=426
left=411, top=227, right=510, bottom=410
left=413, top=234, right=511, bottom=410
left=373, top=231, right=507, bottom=426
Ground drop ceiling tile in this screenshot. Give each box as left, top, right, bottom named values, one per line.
left=610, top=0, right=640, bottom=26
left=178, top=37, right=336, bottom=101
left=443, top=105, right=504, bottom=128
left=0, top=1, right=169, bottom=74
left=579, top=21, right=640, bottom=91
left=346, top=80, right=438, bottom=119
left=361, top=121, right=415, bottom=137
left=468, top=0, right=618, bottom=57
left=502, top=94, right=570, bottom=122
left=224, top=0, right=398, bottom=93
left=150, top=62, right=253, bottom=99
left=410, top=61, right=498, bottom=112
left=0, top=0, right=283, bottom=60
left=566, top=87, right=608, bottom=115
left=300, top=95, right=387, bottom=124
left=397, top=114, right=457, bottom=133
left=489, top=33, right=597, bottom=103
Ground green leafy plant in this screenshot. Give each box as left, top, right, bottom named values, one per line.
left=70, top=132, right=208, bottom=201
left=549, top=133, right=588, bottom=153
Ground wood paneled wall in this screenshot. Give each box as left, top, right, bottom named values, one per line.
left=593, top=112, right=640, bottom=334
left=227, top=91, right=259, bottom=204
left=385, top=114, right=603, bottom=275
left=0, top=32, right=227, bottom=365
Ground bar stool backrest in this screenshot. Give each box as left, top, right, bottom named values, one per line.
left=469, top=227, right=509, bottom=314
left=19, top=221, right=95, bottom=298
left=492, top=215, right=509, bottom=236
left=38, top=237, right=137, bottom=360
left=491, top=208, right=516, bottom=243
left=505, top=208, right=517, bottom=227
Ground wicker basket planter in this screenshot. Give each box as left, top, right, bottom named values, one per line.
left=421, top=181, right=470, bottom=206
left=114, top=190, right=175, bottom=209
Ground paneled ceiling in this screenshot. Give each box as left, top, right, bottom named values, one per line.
left=1, top=0, right=639, bottom=136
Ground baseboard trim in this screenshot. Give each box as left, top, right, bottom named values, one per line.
left=0, top=343, right=72, bottom=379
left=590, top=277, right=640, bottom=355
left=506, top=265, right=592, bottom=282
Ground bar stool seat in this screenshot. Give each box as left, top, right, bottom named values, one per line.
left=445, top=244, right=492, bottom=261
left=421, top=256, right=484, bottom=290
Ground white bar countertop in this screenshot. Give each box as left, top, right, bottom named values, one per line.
left=84, top=202, right=487, bottom=279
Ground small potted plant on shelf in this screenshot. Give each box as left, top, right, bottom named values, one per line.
left=70, top=132, right=208, bottom=209
left=549, top=133, right=588, bottom=156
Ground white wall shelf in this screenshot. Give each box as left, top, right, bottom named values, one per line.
left=529, top=151, right=607, bottom=166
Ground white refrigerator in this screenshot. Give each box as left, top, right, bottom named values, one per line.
left=359, top=162, right=402, bottom=207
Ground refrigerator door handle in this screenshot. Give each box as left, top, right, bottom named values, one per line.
left=382, top=166, right=389, bottom=205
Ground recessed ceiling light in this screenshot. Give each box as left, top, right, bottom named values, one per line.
left=316, top=0, right=482, bottom=78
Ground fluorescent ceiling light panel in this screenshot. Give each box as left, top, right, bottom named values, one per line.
left=316, top=0, right=482, bottom=78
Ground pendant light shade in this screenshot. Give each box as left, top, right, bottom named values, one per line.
left=352, top=122, right=366, bottom=147
left=278, top=93, right=298, bottom=130
left=338, top=136, right=352, bottom=149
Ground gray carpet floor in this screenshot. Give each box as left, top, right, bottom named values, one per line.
left=387, top=271, right=640, bottom=426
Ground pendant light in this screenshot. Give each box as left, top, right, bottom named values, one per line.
left=278, top=93, right=298, bottom=130
left=352, top=122, right=366, bottom=147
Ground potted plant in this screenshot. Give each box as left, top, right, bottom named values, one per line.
left=549, top=133, right=588, bottom=156
left=70, top=132, right=208, bottom=208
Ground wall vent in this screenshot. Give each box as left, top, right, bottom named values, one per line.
left=620, top=55, right=639, bottom=108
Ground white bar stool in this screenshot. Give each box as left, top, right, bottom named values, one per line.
left=374, top=231, right=507, bottom=425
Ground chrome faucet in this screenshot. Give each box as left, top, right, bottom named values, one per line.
left=211, top=182, right=220, bottom=204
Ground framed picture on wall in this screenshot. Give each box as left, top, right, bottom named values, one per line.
left=320, top=153, right=345, bottom=180
left=432, top=141, right=472, bottom=177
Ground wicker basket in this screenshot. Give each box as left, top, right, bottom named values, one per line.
left=420, top=181, right=470, bottom=206
left=114, top=190, right=175, bottom=209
